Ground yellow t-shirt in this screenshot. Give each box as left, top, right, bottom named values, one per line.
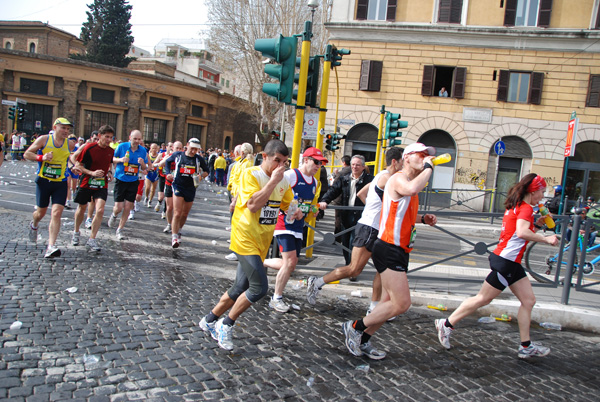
left=214, top=156, right=227, bottom=170
left=229, top=157, right=252, bottom=196
left=230, top=166, right=293, bottom=259
left=38, top=135, right=71, bottom=182
left=226, top=155, right=242, bottom=192
left=0, top=133, right=4, bottom=152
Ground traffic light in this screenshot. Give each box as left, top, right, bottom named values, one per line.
left=385, top=112, right=408, bottom=146
left=8, top=105, right=16, bottom=120
left=271, top=130, right=280, bottom=140
left=293, top=56, right=321, bottom=108
left=17, top=108, right=26, bottom=121
left=255, top=35, right=298, bottom=104
left=331, top=46, right=351, bottom=68
left=325, top=133, right=345, bottom=151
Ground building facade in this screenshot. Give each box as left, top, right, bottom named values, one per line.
left=324, top=0, right=600, bottom=211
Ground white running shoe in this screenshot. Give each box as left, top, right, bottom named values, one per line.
left=116, top=229, right=124, bottom=241
left=71, top=231, right=80, bottom=246
left=342, top=321, right=363, bottom=357
left=269, top=298, right=290, bottom=313
left=107, top=214, right=117, bottom=228
left=435, top=319, right=453, bottom=350
left=518, top=342, right=550, bottom=359
left=146, top=200, right=151, bottom=208
left=199, top=317, right=217, bottom=340
left=225, top=252, right=238, bottom=261
left=134, top=201, right=140, bottom=212
left=359, top=341, right=387, bottom=360
left=128, top=211, right=135, bottom=221
left=154, top=202, right=161, bottom=212
left=161, top=212, right=166, bottom=219
left=306, top=276, right=321, bottom=305
left=215, top=318, right=234, bottom=351
left=44, top=245, right=61, bottom=258
left=28, top=222, right=38, bottom=243
left=84, top=217, right=93, bottom=229
left=86, top=238, right=101, bottom=252
left=163, top=223, right=171, bottom=233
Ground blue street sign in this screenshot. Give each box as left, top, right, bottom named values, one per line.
left=494, top=140, right=505, bottom=156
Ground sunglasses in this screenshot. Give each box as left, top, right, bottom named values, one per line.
left=309, top=157, right=322, bottom=166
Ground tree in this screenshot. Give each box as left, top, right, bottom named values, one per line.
left=72, top=0, right=135, bottom=68
left=204, top=0, right=331, bottom=148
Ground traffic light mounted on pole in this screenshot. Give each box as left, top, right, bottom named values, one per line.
left=8, top=105, right=16, bottom=120
left=255, top=34, right=298, bottom=104
left=385, top=112, right=408, bottom=146
left=294, top=56, right=321, bottom=108
left=331, top=46, right=350, bottom=68
left=17, top=108, right=26, bottom=121
left=325, top=133, right=346, bottom=151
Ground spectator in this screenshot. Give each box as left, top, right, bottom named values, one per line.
left=439, top=87, right=448, bottom=97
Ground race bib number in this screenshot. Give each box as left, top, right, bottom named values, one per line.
left=42, top=163, right=62, bottom=179
left=124, top=164, right=139, bottom=176
left=88, top=177, right=106, bottom=188
left=179, top=165, right=196, bottom=176
left=408, top=226, right=417, bottom=248
left=259, top=202, right=280, bottom=225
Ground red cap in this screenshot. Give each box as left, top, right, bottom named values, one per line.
left=303, top=147, right=328, bottom=164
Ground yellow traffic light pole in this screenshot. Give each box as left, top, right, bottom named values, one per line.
left=290, top=22, right=312, bottom=169
left=315, top=57, right=331, bottom=151
left=374, top=105, right=386, bottom=175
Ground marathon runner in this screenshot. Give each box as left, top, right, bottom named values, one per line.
left=24, top=117, right=77, bottom=258
left=156, top=141, right=183, bottom=233
left=144, top=143, right=160, bottom=208
left=70, top=125, right=115, bottom=252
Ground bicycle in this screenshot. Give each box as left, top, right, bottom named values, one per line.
left=524, top=225, right=598, bottom=283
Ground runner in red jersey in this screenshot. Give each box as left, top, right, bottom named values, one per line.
left=435, top=173, right=559, bottom=359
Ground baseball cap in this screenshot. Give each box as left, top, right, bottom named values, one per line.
left=303, top=147, right=328, bottom=164
left=402, top=142, right=436, bottom=159
left=54, top=117, right=73, bottom=126
left=188, top=138, right=202, bottom=149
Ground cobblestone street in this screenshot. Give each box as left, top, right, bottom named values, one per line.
left=1, top=168, right=600, bottom=401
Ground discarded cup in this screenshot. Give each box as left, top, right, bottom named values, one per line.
left=427, top=304, right=447, bottom=311
left=211, top=240, right=217, bottom=245
left=292, top=280, right=305, bottom=290
left=478, top=316, right=496, bottom=324
left=10, top=321, right=23, bottom=330
left=355, top=364, right=370, bottom=372
left=351, top=290, right=363, bottom=298
left=65, top=287, right=78, bottom=293
left=540, top=322, right=562, bottom=331
left=306, top=377, right=314, bottom=387
left=291, top=304, right=301, bottom=311
left=83, top=354, right=99, bottom=364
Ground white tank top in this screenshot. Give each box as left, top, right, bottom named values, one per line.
left=357, top=169, right=387, bottom=230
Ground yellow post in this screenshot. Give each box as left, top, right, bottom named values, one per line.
left=291, top=22, right=312, bottom=169
left=374, top=105, right=385, bottom=175
left=315, top=59, right=330, bottom=151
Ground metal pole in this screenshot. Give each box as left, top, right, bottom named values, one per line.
left=559, top=157, right=569, bottom=215
left=561, top=213, right=581, bottom=304
left=315, top=50, right=331, bottom=151
left=290, top=21, right=312, bottom=169
left=374, top=105, right=385, bottom=175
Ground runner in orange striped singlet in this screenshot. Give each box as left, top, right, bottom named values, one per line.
left=341, top=142, right=438, bottom=359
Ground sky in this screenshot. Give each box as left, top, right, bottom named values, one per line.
left=2, top=0, right=209, bottom=53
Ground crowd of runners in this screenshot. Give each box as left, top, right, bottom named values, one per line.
left=19, top=118, right=559, bottom=361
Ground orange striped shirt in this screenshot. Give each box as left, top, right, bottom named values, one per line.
left=378, top=188, right=419, bottom=253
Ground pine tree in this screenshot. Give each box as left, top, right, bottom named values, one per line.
left=73, top=0, right=135, bottom=68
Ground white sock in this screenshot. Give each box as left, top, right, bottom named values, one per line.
left=369, top=301, right=379, bottom=310
left=315, top=277, right=325, bottom=289
left=273, top=294, right=282, bottom=300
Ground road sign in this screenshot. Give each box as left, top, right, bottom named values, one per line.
left=2, top=100, right=17, bottom=106
left=564, top=113, right=578, bottom=157
left=35, top=121, right=42, bottom=129
left=302, top=112, right=318, bottom=140
left=338, top=119, right=355, bottom=126
left=16, top=98, right=27, bottom=105
left=494, top=140, right=505, bottom=156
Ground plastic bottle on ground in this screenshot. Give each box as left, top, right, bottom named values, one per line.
left=540, top=322, right=562, bottom=330
left=478, top=316, right=496, bottom=324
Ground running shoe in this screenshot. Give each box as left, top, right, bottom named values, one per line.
left=128, top=211, right=135, bottom=220
left=360, top=342, right=387, bottom=360
left=199, top=316, right=217, bottom=340
left=86, top=238, right=101, bottom=253
left=146, top=200, right=151, bottom=208
left=71, top=231, right=80, bottom=246
left=44, top=245, right=61, bottom=258
left=154, top=202, right=161, bottom=212
left=215, top=318, right=234, bottom=351
left=163, top=223, right=171, bottom=233
left=161, top=212, right=166, bottom=219
left=143, top=197, right=148, bottom=206
left=107, top=214, right=116, bottom=228
left=84, top=217, right=93, bottom=229
left=306, top=276, right=320, bottom=305
left=65, top=200, right=72, bottom=210
left=28, top=222, right=38, bottom=243
left=269, top=297, right=290, bottom=313
left=518, top=342, right=550, bottom=359
left=134, top=201, right=140, bottom=212
left=435, top=319, right=453, bottom=350
left=225, top=252, right=238, bottom=261
left=342, top=320, right=363, bottom=357
left=172, top=234, right=180, bottom=248
left=116, top=229, right=124, bottom=241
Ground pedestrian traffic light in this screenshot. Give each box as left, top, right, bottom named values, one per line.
left=293, top=56, right=321, bottom=108
left=8, top=105, right=16, bottom=120
left=255, top=35, right=298, bottom=104
left=385, top=112, right=408, bottom=146
left=17, top=108, right=26, bottom=121
left=331, top=46, right=351, bottom=68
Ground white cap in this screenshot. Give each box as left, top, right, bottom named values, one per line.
left=188, top=138, right=202, bottom=149
left=402, top=142, right=436, bottom=159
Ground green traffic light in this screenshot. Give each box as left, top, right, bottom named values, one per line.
left=255, top=35, right=298, bottom=104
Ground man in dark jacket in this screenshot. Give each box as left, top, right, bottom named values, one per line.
left=319, top=155, right=374, bottom=266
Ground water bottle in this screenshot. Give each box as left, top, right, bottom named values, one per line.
left=193, top=173, right=200, bottom=188
left=478, top=316, right=496, bottom=324
left=124, top=150, right=130, bottom=167
left=540, top=322, right=562, bottom=330
left=285, top=193, right=299, bottom=224
left=538, top=203, right=555, bottom=229
left=431, top=153, right=451, bottom=166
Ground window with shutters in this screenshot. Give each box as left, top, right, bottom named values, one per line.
left=504, top=0, right=553, bottom=27
left=437, top=0, right=463, bottom=24
left=421, top=66, right=467, bottom=99
left=356, top=0, right=397, bottom=21
left=359, top=60, right=383, bottom=91
left=586, top=75, right=600, bottom=108
left=496, top=70, right=544, bottom=104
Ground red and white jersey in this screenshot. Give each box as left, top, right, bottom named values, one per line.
left=494, top=202, right=535, bottom=263
left=378, top=177, right=419, bottom=253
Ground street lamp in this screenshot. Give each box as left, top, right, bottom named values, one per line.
left=308, top=0, right=319, bottom=22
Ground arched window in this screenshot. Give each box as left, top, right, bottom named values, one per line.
left=29, top=42, right=36, bottom=53
left=5, top=42, right=12, bottom=49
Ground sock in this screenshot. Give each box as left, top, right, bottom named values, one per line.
left=223, top=316, right=235, bottom=326
left=369, top=301, right=378, bottom=310
left=521, top=340, right=531, bottom=348
left=205, top=312, right=218, bottom=323
left=31, top=222, right=38, bottom=230
left=361, top=332, right=371, bottom=345
left=272, top=294, right=282, bottom=301
left=445, top=319, right=454, bottom=328
left=352, top=319, right=367, bottom=332
left=315, top=277, right=325, bottom=289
